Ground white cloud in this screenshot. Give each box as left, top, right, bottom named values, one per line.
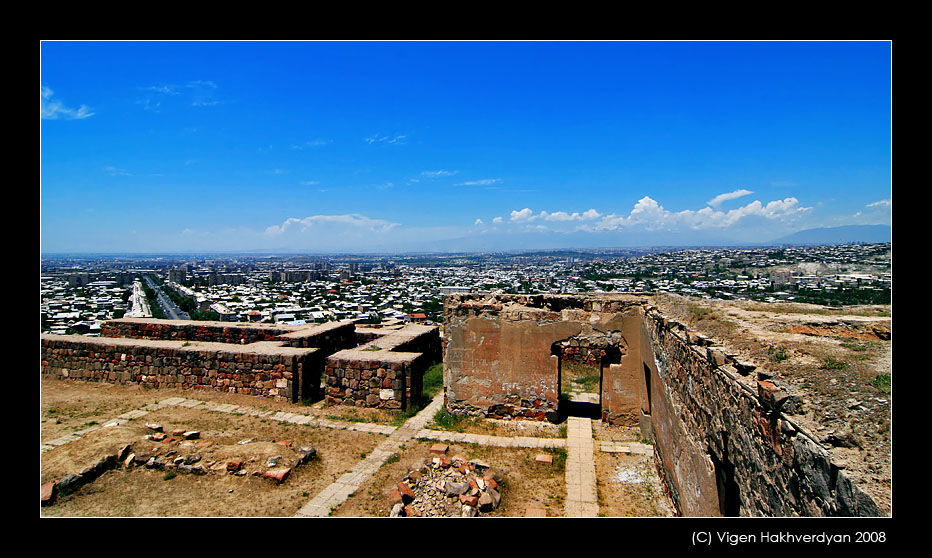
left=103, top=166, right=132, bottom=177
left=504, top=196, right=813, bottom=234
left=510, top=208, right=535, bottom=222
left=474, top=218, right=484, bottom=226
left=542, top=209, right=602, bottom=222
left=136, top=80, right=221, bottom=110
left=365, top=134, right=407, bottom=145
left=421, top=170, right=458, bottom=178
left=867, top=199, right=891, bottom=208
left=588, top=196, right=812, bottom=232
left=264, top=214, right=400, bottom=236
left=292, top=139, right=331, bottom=149
left=708, top=189, right=754, bottom=207
left=300, top=180, right=320, bottom=186
left=41, top=86, right=94, bottom=120
left=492, top=216, right=503, bottom=224
left=457, top=178, right=502, bottom=186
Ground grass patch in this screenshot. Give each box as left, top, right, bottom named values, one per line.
left=571, top=375, right=601, bottom=392
left=387, top=362, right=445, bottom=427
left=432, top=407, right=467, bottom=432
left=745, top=303, right=890, bottom=317
left=821, top=357, right=847, bottom=370
left=869, top=373, right=891, bottom=393
left=162, top=471, right=176, bottom=481
left=687, top=304, right=717, bottom=322
left=768, top=345, right=790, bottom=363
left=542, top=447, right=568, bottom=470
left=422, top=363, right=444, bottom=399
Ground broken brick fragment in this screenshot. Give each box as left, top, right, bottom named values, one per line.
left=459, top=494, right=478, bottom=507
left=398, top=481, right=416, bottom=503
left=262, top=468, right=291, bottom=483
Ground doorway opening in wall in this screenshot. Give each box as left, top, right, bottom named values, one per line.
left=643, top=362, right=652, bottom=414
left=710, top=434, right=741, bottom=516
left=553, top=342, right=620, bottom=420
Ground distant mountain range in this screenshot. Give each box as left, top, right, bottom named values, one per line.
left=765, top=225, right=891, bottom=246
left=403, top=224, right=892, bottom=254
left=41, top=225, right=891, bottom=258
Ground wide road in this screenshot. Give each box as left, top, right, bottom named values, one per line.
left=144, top=276, right=191, bottom=320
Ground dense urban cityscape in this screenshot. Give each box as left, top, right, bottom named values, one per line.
left=40, top=242, right=891, bottom=336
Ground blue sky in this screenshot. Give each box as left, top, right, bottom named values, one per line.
left=40, top=41, right=892, bottom=254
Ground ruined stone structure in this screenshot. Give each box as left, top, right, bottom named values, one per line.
left=443, top=293, right=882, bottom=517
left=42, top=318, right=440, bottom=409
left=324, top=325, right=442, bottom=409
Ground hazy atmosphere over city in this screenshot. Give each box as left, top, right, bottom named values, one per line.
left=40, top=41, right=891, bottom=254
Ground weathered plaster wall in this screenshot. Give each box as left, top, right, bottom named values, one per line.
left=443, top=294, right=643, bottom=422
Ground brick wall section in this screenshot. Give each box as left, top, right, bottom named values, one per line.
left=354, top=327, right=389, bottom=346
left=102, top=318, right=297, bottom=344
left=323, top=325, right=440, bottom=410
left=641, top=306, right=881, bottom=517
left=324, top=350, right=429, bottom=409
left=41, top=334, right=318, bottom=402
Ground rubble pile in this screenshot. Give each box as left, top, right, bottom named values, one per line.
left=389, top=448, right=504, bottom=517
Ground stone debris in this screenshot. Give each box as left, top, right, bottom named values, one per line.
left=40, top=482, right=57, bottom=506
left=389, top=453, right=502, bottom=517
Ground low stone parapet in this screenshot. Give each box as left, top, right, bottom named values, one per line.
left=41, top=334, right=318, bottom=402
left=101, top=318, right=297, bottom=344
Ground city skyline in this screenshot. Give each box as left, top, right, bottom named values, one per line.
left=41, top=40, right=892, bottom=254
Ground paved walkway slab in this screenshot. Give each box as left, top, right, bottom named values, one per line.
left=564, top=416, right=599, bottom=517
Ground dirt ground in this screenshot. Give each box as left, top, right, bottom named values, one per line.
left=650, top=294, right=892, bottom=515
left=41, top=377, right=670, bottom=517
left=41, top=379, right=385, bottom=517
left=330, top=441, right=568, bottom=517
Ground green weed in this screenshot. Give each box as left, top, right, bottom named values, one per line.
left=821, top=357, right=847, bottom=370
left=869, top=373, right=891, bottom=393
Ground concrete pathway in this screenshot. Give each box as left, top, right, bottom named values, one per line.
left=294, top=392, right=445, bottom=517
left=564, top=416, right=600, bottom=517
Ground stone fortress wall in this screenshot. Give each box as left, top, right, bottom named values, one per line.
left=42, top=318, right=440, bottom=409
left=442, top=293, right=882, bottom=517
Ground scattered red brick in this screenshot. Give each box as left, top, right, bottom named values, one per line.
left=459, top=494, right=478, bottom=506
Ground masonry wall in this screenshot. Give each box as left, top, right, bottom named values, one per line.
left=443, top=294, right=643, bottom=422
left=641, top=306, right=882, bottom=517
left=442, top=294, right=883, bottom=517
left=323, top=324, right=441, bottom=409
left=324, top=351, right=429, bottom=409
left=101, top=318, right=295, bottom=344
left=41, top=335, right=316, bottom=402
